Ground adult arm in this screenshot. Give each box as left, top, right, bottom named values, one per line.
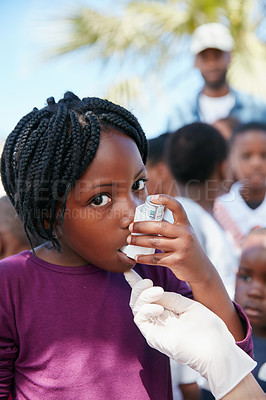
left=124, top=270, right=257, bottom=400
left=222, top=373, right=265, bottom=400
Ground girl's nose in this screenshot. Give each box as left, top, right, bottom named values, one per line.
left=248, top=281, right=265, bottom=299
left=119, top=196, right=143, bottom=229
left=250, top=155, right=264, bottom=169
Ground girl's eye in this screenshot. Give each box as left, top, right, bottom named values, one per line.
left=241, top=153, right=251, bottom=160
left=237, top=273, right=252, bottom=283
left=90, top=194, right=111, bottom=207
left=132, top=178, right=147, bottom=192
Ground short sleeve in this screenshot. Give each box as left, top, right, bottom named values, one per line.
left=0, top=268, right=19, bottom=397
left=234, top=301, right=253, bottom=358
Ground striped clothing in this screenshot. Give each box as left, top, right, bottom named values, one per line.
left=214, top=182, right=266, bottom=254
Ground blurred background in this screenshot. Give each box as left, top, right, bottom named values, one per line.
left=1, top=0, right=266, bottom=138
left=1, top=0, right=266, bottom=186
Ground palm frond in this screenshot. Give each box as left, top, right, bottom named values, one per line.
left=46, top=0, right=266, bottom=105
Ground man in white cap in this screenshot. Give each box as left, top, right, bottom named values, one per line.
left=168, top=22, right=266, bottom=131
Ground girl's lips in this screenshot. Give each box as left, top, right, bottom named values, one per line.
left=117, top=249, right=136, bottom=265
left=249, top=173, right=265, bottom=183
left=244, top=307, right=263, bottom=319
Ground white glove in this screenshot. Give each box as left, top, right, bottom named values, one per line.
left=124, top=270, right=256, bottom=400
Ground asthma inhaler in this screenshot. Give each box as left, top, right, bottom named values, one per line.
left=120, top=195, right=165, bottom=260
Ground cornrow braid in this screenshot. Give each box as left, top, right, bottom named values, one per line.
left=81, top=97, right=147, bottom=159
left=1, top=91, right=147, bottom=249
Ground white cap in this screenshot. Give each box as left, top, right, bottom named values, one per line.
left=190, top=23, right=234, bottom=55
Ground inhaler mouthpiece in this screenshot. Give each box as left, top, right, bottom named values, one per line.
left=121, top=196, right=165, bottom=260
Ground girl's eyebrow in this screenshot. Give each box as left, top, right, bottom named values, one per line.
left=91, top=168, right=146, bottom=190
left=134, top=167, right=146, bottom=179
left=93, top=183, right=113, bottom=189
left=238, top=266, right=252, bottom=273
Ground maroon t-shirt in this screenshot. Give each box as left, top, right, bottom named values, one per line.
left=0, top=251, right=252, bottom=400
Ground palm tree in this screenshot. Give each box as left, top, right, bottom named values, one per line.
left=48, top=0, right=266, bottom=128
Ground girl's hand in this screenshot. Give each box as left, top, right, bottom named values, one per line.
left=127, top=194, right=215, bottom=285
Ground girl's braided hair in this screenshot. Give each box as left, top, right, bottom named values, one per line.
left=1, top=91, right=147, bottom=249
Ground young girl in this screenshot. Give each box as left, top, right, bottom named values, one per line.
left=0, top=92, right=252, bottom=399
left=235, top=228, right=266, bottom=392
left=214, top=122, right=266, bottom=254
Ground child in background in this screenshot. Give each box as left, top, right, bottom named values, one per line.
left=146, top=133, right=178, bottom=198
left=212, top=117, right=240, bottom=195
left=0, top=92, right=252, bottom=399
left=212, top=116, right=239, bottom=142
left=235, top=228, right=266, bottom=392
left=0, top=196, right=31, bottom=259
left=214, top=122, right=266, bottom=255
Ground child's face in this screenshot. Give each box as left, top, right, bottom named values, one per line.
left=230, top=130, right=266, bottom=189
left=55, top=128, right=148, bottom=272
left=146, top=161, right=165, bottom=195
left=235, top=234, right=266, bottom=336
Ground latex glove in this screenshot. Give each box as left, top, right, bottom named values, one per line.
left=124, top=270, right=256, bottom=400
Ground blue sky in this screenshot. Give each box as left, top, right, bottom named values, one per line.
left=0, top=0, right=114, bottom=138
left=0, top=0, right=203, bottom=142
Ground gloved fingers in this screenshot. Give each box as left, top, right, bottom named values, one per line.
left=134, top=303, right=164, bottom=326
left=156, top=291, right=196, bottom=314
left=134, top=286, right=164, bottom=313
left=124, top=269, right=143, bottom=288
left=124, top=270, right=154, bottom=310
left=129, top=279, right=154, bottom=310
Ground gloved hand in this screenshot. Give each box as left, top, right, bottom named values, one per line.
left=124, top=269, right=256, bottom=400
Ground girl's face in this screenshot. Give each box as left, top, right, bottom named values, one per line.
left=230, top=130, right=266, bottom=190
left=235, top=234, right=266, bottom=337
left=56, top=128, right=148, bottom=272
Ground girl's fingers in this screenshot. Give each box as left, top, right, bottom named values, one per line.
left=128, top=234, right=184, bottom=252
left=148, top=194, right=189, bottom=225
left=130, top=220, right=187, bottom=238
left=130, top=195, right=191, bottom=237
left=134, top=250, right=170, bottom=266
